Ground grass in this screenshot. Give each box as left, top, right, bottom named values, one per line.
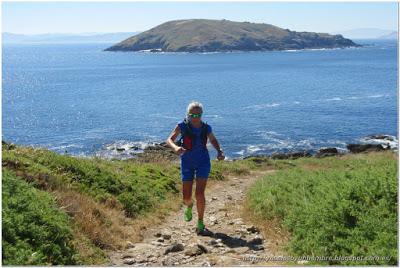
left=2, top=142, right=273, bottom=265
left=4, top=141, right=397, bottom=265
left=246, top=151, right=398, bottom=265
left=2, top=169, right=77, bottom=265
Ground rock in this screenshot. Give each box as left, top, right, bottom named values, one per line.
left=127, top=242, right=153, bottom=252
left=315, top=147, right=339, bottom=158
left=271, top=151, right=312, bottom=159
left=233, top=218, right=243, bottom=225
left=366, top=134, right=394, bottom=141
left=2, top=140, right=16, bottom=150
left=207, top=239, right=218, bottom=246
left=136, top=142, right=179, bottom=162
left=209, top=216, right=218, bottom=225
left=246, top=225, right=260, bottom=233
left=347, top=143, right=388, bottom=153
left=136, top=256, right=148, bottom=263
left=197, top=244, right=208, bottom=253
left=116, top=147, right=125, bottom=152
left=225, top=248, right=236, bottom=253
left=145, top=253, right=155, bottom=258
left=211, top=196, right=218, bottom=201
left=201, top=261, right=211, bottom=266
left=151, top=241, right=164, bottom=246
left=154, top=232, right=162, bottom=237
left=157, top=238, right=164, bottom=242
left=182, top=229, right=191, bottom=235
left=234, top=247, right=249, bottom=254
left=162, top=234, right=172, bottom=240
left=245, top=156, right=271, bottom=164
left=252, top=244, right=264, bottom=251
left=208, top=238, right=224, bottom=248
left=227, top=195, right=233, bottom=200
left=122, top=253, right=134, bottom=259
left=164, top=242, right=184, bottom=255
left=126, top=241, right=135, bottom=248
left=184, top=244, right=208, bottom=256
left=148, top=256, right=157, bottom=262
left=123, top=258, right=136, bottom=265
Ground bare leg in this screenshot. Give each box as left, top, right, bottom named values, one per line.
left=195, top=178, right=208, bottom=220
left=182, top=181, right=193, bottom=207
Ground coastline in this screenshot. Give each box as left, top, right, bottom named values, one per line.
left=3, top=133, right=397, bottom=163
left=110, top=45, right=363, bottom=54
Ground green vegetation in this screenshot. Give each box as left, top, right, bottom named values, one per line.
left=4, top=141, right=397, bottom=265
left=2, top=142, right=273, bottom=265
left=3, top=145, right=181, bottom=218
left=2, top=169, right=77, bottom=265
left=247, top=151, right=398, bottom=265
left=105, top=19, right=360, bottom=52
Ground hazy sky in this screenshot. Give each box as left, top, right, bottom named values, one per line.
left=2, top=1, right=398, bottom=34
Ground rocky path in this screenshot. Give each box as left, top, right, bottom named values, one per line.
left=107, top=168, right=284, bottom=266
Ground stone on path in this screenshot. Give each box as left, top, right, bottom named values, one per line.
left=164, top=242, right=184, bottom=255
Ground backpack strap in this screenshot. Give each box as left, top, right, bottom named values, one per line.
left=182, top=117, right=194, bottom=137
left=200, top=121, right=208, bottom=137
left=200, top=121, right=208, bottom=147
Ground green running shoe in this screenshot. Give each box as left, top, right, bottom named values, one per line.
left=184, top=205, right=192, bottom=222
left=197, top=219, right=205, bottom=231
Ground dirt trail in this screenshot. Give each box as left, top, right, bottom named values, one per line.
left=107, top=168, right=285, bottom=266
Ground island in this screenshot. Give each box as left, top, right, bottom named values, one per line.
left=104, top=19, right=361, bottom=53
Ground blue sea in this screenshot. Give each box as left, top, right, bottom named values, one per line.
left=2, top=39, right=398, bottom=160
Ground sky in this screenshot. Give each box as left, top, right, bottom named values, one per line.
left=2, top=1, right=398, bottom=35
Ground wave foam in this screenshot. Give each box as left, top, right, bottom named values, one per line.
left=94, top=140, right=155, bottom=160
left=358, top=134, right=398, bottom=150
left=242, top=103, right=281, bottom=110
left=325, top=97, right=342, bottom=101
left=149, top=113, right=180, bottom=119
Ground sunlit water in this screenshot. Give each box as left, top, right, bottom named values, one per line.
left=3, top=39, right=398, bottom=160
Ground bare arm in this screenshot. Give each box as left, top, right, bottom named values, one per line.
left=208, top=132, right=222, bottom=152
left=208, top=132, right=225, bottom=160
left=166, top=124, right=186, bottom=154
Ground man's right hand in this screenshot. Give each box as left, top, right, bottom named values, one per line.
left=175, top=146, right=187, bottom=155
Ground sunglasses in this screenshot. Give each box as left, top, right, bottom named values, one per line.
left=189, top=113, right=202, bottom=118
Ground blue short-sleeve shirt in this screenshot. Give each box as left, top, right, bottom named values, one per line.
left=178, top=120, right=212, bottom=168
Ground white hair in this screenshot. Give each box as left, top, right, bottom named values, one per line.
left=186, top=101, right=203, bottom=114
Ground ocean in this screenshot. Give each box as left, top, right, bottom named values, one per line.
left=2, top=39, right=398, bottom=160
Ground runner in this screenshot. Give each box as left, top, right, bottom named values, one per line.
left=166, top=101, right=225, bottom=234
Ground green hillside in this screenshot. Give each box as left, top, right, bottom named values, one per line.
left=1, top=142, right=272, bottom=264
left=247, top=151, right=398, bottom=265
left=2, top=141, right=397, bottom=265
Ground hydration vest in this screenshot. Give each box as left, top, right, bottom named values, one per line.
left=178, top=118, right=208, bottom=150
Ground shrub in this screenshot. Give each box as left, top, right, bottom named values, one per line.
left=2, top=169, right=77, bottom=265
